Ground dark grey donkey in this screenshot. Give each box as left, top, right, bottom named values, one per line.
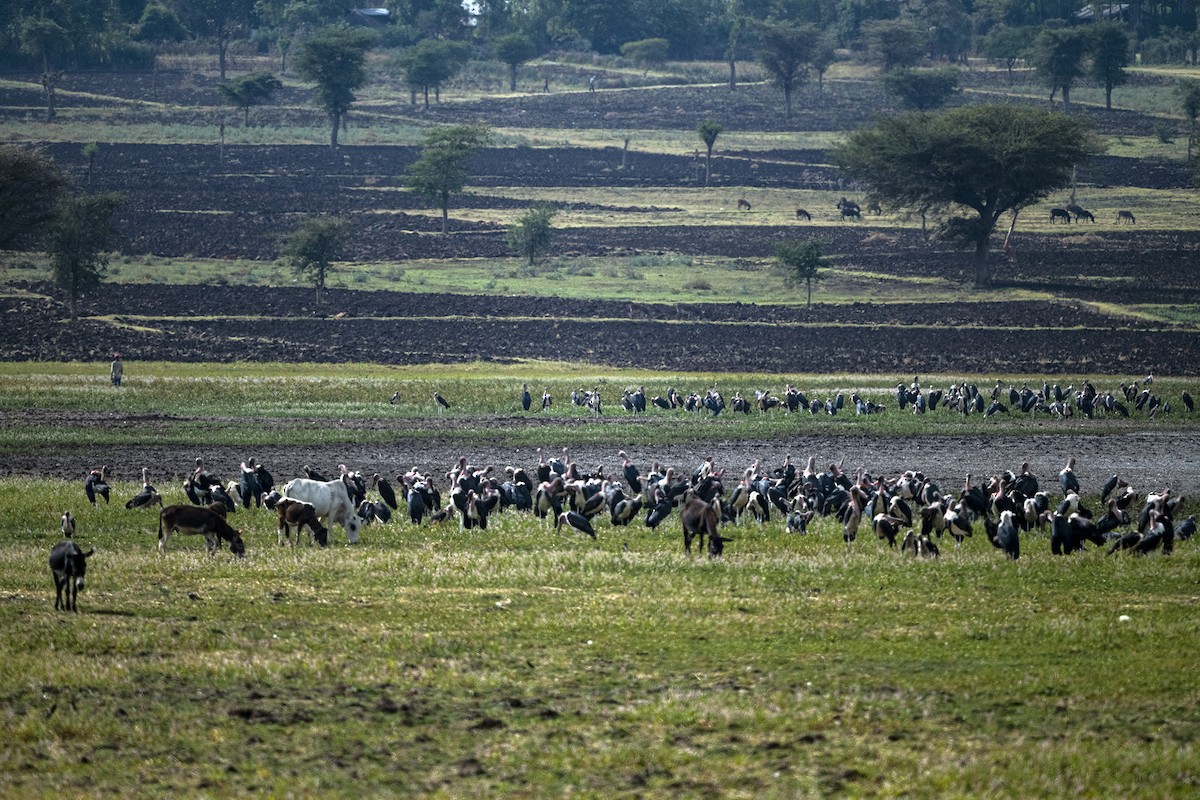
left=50, top=541, right=94, bottom=612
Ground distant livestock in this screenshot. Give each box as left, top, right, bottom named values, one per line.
left=795, top=208, right=811, bottom=221
left=837, top=197, right=861, bottom=220
left=737, top=198, right=752, bottom=211
left=1050, top=208, right=1072, bottom=223
left=281, top=477, right=364, bottom=544
left=49, top=540, right=94, bottom=611
left=1117, top=210, right=1136, bottom=224
left=1066, top=204, right=1094, bottom=223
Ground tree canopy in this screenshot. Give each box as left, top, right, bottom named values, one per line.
left=280, top=215, right=351, bottom=303
left=1088, top=21, right=1131, bottom=111
left=494, top=33, right=536, bottom=92
left=294, top=25, right=376, bottom=149
left=507, top=203, right=557, bottom=266
left=0, top=145, right=69, bottom=251
left=394, top=38, right=470, bottom=108
left=775, top=239, right=825, bottom=308
left=404, top=125, right=490, bottom=233
left=1029, top=27, right=1090, bottom=114
left=696, top=119, right=722, bottom=186
left=50, top=192, right=125, bottom=320
left=881, top=68, right=959, bottom=111
left=752, top=21, right=818, bottom=122
left=218, top=71, right=283, bottom=127
left=834, top=105, right=1104, bottom=286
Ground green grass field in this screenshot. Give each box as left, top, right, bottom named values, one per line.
left=3, top=476, right=1198, bottom=798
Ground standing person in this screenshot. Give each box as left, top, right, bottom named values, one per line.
left=110, top=353, right=123, bottom=387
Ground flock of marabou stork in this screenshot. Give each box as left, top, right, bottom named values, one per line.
left=70, top=439, right=1194, bottom=563
left=445, top=374, right=1193, bottom=420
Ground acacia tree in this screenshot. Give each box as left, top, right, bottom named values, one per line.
left=752, top=21, right=818, bottom=122
left=507, top=203, right=556, bottom=265
left=294, top=26, right=376, bottom=150
left=404, top=125, right=489, bottom=233
left=775, top=240, right=825, bottom=308
left=862, top=19, right=927, bottom=72
left=834, top=105, right=1104, bottom=286
left=50, top=192, right=125, bottom=320
left=183, top=0, right=258, bottom=81
left=494, top=32, right=536, bottom=92
left=1179, top=80, right=1200, bottom=161
left=881, top=68, right=959, bottom=111
left=1030, top=27, right=1090, bottom=114
left=280, top=215, right=350, bottom=303
left=696, top=119, right=722, bottom=186
left=979, top=26, right=1033, bottom=84
left=620, top=37, right=669, bottom=75
left=218, top=71, right=283, bottom=126
left=1089, top=21, right=1131, bottom=111
left=18, top=16, right=71, bottom=122
left=394, top=38, right=470, bottom=108
left=0, top=145, right=69, bottom=250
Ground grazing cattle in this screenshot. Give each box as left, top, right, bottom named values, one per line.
left=49, top=541, right=94, bottom=611
left=1050, top=207, right=1071, bottom=223
left=275, top=498, right=329, bottom=546
left=737, top=198, right=752, bottom=211
left=866, top=201, right=882, bottom=216
left=795, top=208, right=811, bottom=221
left=1116, top=209, right=1136, bottom=224
left=158, top=505, right=245, bottom=557
left=281, top=477, right=364, bottom=544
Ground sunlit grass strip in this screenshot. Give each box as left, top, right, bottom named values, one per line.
left=0, top=364, right=1196, bottom=448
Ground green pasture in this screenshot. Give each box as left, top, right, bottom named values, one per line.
left=2, top=476, right=1198, bottom=798
left=0, top=363, right=1194, bottom=451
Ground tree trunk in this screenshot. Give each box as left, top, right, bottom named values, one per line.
left=244, top=107, right=250, bottom=127
left=509, top=64, right=517, bottom=92
left=973, top=236, right=991, bottom=287
left=704, top=148, right=712, bottom=186
left=1061, top=85, right=1071, bottom=115
left=423, top=86, right=430, bottom=109
left=441, top=192, right=449, bottom=233
left=784, top=86, right=793, bottom=121
left=68, top=293, right=77, bottom=322
left=330, top=112, right=340, bottom=150
left=218, top=38, right=228, bottom=82
left=728, top=58, right=736, bottom=90
left=806, top=277, right=812, bottom=308
left=1105, top=83, right=1113, bottom=111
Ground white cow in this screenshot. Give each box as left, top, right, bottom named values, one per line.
left=281, top=477, right=364, bottom=544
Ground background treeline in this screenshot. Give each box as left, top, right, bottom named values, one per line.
left=3, top=0, right=1200, bottom=74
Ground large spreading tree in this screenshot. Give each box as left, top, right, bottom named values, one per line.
left=834, top=105, right=1104, bottom=287
left=280, top=215, right=351, bottom=304
left=494, top=33, right=536, bottom=92
left=1088, top=21, right=1131, bottom=111
left=1029, top=26, right=1090, bottom=114
left=404, top=125, right=489, bottom=233
left=294, top=25, right=376, bottom=150
left=218, top=71, right=283, bottom=127
left=50, top=192, right=125, bottom=320
left=752, top=21, right=818, bottom=122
